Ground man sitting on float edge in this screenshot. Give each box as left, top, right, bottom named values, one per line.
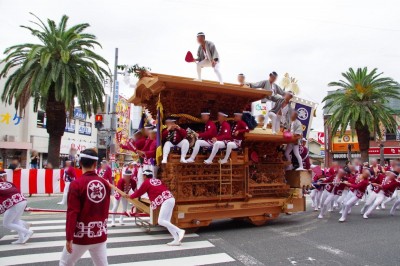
left=203, top=111, right=232, bottom=164
left=161, top=116, right=190, bottom=164
left=220, top=111, right=249, bottom=164
left=187, top=110, right=217, bottom=163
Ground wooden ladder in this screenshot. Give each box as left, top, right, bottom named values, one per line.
left=219, top=160, right=233, bottom=200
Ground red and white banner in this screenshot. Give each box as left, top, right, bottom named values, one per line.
left=368, top=147, right=400, bottom=156
left=4, top=169, right=82, bottom=195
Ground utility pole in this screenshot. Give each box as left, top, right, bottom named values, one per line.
left=108, top=48, right=118, bottom=159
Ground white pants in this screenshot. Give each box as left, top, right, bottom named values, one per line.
left=340, top=192, right=359, bottom=221
left=268, top=112, right=281, bottom=133
left=196, top=59, right=223, bottom=83
left=391, top=197, right=400, bottom=214
left=310, top=189, right=323, bottom=209
left=189, top=140, right=212, bottom=161
left=162, top=139, right=190, bottom=162
left=3, top=201, right=30, bottom=240
left=340, top=190, right=354, bottom=213
left=285, top=143, right=303, bottom=169
left=337, top=189, right=348, bottom=206
left=137, top=166, right=143, bottom=190
left=382, top=191, right=397, bottom=206
left=206, top=141, right=226, bottom=162
left=60, top=241, right=108, bottom=266
left=364, top=191, right=386, bottom=216
left=60, top=182, right=71, bottom=205
left=319, top=192, right=336, bottom=217
left=111, top=198, right=128, bottom=224
left=221, top=142, right=238, bottom=162
left=158, top=198, right=182, bottom=241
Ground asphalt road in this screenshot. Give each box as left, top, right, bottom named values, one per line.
left=1, top=196, right=400, bottom=266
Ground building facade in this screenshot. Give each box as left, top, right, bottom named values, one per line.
left=323, top=90, right=400, bottom=166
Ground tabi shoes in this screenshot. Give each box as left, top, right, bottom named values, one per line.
left=21, top=231, right=34, bottom=244
left=219, top=159, right=228, bottom=165
left=186, top=158, right=195, bottom=163
left=204, top=160, right=212, bottom=165
left=11, top=239, right=24, bottom=245
left=178, top=230, right=185, bottom=242
left=167, top=240, right=181, bottom=246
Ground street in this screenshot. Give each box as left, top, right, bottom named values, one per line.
left=1, top=196, right=400, bottom=266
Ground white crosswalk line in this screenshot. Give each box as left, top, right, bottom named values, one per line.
left=0, top=241, right=215, bottom=265
left=0, top=218, right=236, bottom=265
left=29, top=217, right=146, bottom=225
left=1, top=227, right=164, bottom=241
left=111, top=253, right=236, bottom=266
left=0, top=233, right=199, bottom=252
left=28, top=222, right=147, bottom=231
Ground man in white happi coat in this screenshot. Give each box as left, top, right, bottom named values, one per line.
left=193, top=32, right=223, bottom=84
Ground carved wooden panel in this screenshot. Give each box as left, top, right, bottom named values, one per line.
left=247, top=142, right=284, bottom=164
left=161, top=163, right=245, bottom=203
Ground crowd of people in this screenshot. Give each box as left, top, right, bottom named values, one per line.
left=1, top=148, right=184, bottom=265
left=310, top=159, right=400, bottom=222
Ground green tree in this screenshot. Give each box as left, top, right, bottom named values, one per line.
left=1, top=13, right=110, bottom=167
left=323, top=67, right=400, bottom=162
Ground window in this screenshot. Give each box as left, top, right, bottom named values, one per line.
left=37, top=111, right=46, bottom=128
left=78, top=121, right=92, bottom=136
left=65, top=118, right=76, bottom=133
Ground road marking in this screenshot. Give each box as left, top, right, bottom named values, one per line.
left=208, top=238, right=265, bottom=266
left=0, top=233, right=199, bottom=252
left=0, top=241, right=215, bottom=265
left=269, top=227, right=379, bottom=266
left=317, top=245, right=344, bottom=255
left=28, top=222, right=148, bottom=231
left=111, top=253, right=235, bottom=266
left=28, top=217, right=146, bottom=225
left=1, top=227, right=164, bottom=241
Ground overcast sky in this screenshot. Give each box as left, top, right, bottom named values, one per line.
left=1, top=0, right=400, bottom=130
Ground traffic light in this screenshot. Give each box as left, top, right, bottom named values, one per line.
left=95, top=114, right=103, bottom=129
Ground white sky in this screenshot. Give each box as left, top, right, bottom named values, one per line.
left=1, top=0, right=400, bottom=130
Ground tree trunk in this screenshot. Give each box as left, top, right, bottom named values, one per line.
left=46, top=88, right=66, bottom=168
left=356, top=123, right=370, bottom=163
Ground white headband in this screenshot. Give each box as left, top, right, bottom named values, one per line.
left=80, top=153, right=99, bottom=161
left=201, top=112, right=210, bottom=115
left=218, top=112, right=228, bottom=117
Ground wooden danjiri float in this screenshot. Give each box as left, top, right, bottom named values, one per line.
left=126, top=73, right=311, bottom=230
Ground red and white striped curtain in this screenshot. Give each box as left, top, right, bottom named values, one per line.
left=4, top=169, right=82, bottom=195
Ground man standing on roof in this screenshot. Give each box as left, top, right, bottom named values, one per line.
left=193, top=32, right=223, bottom=84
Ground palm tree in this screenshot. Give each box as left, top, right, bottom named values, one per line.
left=1, top=13, right=110, bottom=167
left=323, top=67, right=400, bottom=162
